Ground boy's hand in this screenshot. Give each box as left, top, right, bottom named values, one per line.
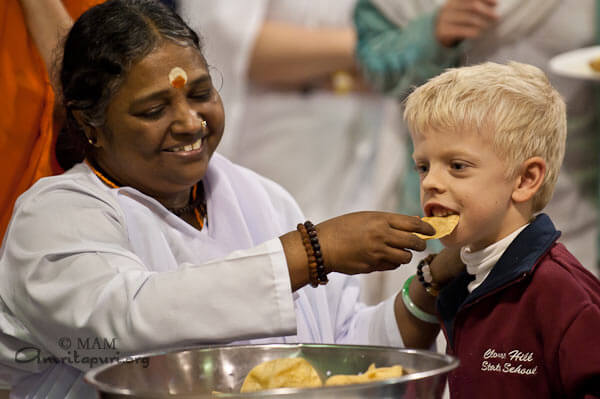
left=435, top=0, right=498, bottom=47
left=430, top=247, right=465, bottom=285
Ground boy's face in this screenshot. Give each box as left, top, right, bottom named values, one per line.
left=412, top=127, right=520, bottom=252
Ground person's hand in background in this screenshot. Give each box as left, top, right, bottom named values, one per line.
left=435, top=0, right=498, bottom=47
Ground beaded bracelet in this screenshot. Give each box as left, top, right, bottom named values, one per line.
left=416, top=256, right=441, bottom=297
left=297, top=221, right=328, bottom=287
left=401, top=275, right=438, bottom=324
left=304, top=221, right=328, bottom=285
left=297, top=223, right=319, bottom=287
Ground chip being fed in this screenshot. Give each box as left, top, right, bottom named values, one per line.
left=414, top=214, right=459, bottom=240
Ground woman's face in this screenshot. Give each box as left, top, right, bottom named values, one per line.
left=93, top=41, right=225, bottom=206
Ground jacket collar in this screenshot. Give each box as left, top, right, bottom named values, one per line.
left=437, top=213, right=561, bottom=346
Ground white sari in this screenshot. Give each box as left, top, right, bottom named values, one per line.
left=0, top=154, right=402, bottom=397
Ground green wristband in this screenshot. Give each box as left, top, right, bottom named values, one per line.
left=401, top=275, right=439, bottom=324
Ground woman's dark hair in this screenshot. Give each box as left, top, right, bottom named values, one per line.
left=56, top=0, right=204, bottom=170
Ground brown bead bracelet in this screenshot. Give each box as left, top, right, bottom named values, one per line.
left=297, top=221, right=328, bottom=287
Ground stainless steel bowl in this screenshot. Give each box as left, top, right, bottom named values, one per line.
left=85, top=343, right=458, bottom=398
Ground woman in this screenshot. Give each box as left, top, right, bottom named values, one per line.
left=0, top=1, right=461, bottom=397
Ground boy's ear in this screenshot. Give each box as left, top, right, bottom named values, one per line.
left=512, top=157, right=546, bottom=203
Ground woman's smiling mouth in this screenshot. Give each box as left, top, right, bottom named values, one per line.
left=164, top=136, right=204, bottom=153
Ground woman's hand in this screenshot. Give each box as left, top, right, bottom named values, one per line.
left=316, top=212, right=435, bottom=275
left=435, top=0, right=498, bottom=47
left=281, top=212, right=435, bottom=291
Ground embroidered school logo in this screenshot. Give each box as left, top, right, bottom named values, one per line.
left=480, top=348, right=538, bottom=375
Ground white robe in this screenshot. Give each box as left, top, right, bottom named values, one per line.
left=0, top=153, right=403, bottom=397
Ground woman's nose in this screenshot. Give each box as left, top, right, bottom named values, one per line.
left=171, top=102, right=205, bottom=134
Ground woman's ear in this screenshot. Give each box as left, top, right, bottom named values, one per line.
left=72, top=110, right=100, bottom=146
left=512, top=156, right=546, bottom=203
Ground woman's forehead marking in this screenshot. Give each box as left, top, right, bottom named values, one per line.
left=169, top=67, right=188, bottom=89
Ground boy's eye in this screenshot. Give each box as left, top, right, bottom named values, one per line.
left=450, top=161, right=467, bottom=171
left=414, top=163, right=429, bottom=174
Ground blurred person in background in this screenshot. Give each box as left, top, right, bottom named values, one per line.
left=0, top=0, right=102, bottom=242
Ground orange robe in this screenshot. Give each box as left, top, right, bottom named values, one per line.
left=0, top=0, right=102, bottom=239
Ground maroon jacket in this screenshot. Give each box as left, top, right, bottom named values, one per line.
left=437, top=214, right=600, bottom=399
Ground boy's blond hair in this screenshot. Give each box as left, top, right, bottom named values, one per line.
left=404, top=61, right=566, bottom=212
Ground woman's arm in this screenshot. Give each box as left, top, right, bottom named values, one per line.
left=0, top=176, right=436, bottom=363
left=281, top=212, right=435, bottom=292
left=0, top=185, right=301, bottom=363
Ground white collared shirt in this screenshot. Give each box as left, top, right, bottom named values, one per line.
left=460, top=224, right=529, bottom=293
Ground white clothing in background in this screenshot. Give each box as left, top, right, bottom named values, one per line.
left=0, top=154, right=403, bottom=398
left=178, top=0, right=405, bottom=224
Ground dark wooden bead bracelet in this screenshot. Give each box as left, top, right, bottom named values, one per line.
left=297, top=221, right=328, bottom=287
left=304, top=221, right=328, bottom=285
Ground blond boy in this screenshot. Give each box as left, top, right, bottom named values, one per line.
left=404, top=62, right=600, bottom=398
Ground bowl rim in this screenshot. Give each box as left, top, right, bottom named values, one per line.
left=84, top=343, right=459, bottom=397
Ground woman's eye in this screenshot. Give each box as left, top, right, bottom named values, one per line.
left=189, top=90, right=212, bottom=101
left=137, top=106, right=165, bottom=119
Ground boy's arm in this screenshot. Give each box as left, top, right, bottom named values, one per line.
left=353, top=0, right=464, bottom=98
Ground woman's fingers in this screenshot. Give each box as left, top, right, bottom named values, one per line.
left=376, top=248, right=415, bottom=270
left=387, top=214, right=436, bottom=239
left=384, top=228, right=428, bottom=252
left=315, top=212, right=437, bottom=275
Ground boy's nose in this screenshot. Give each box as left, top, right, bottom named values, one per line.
left=421, top=167, right=446, bottom=193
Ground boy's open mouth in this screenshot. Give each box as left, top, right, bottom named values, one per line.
left=425, top=204, right=458, bottom=218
